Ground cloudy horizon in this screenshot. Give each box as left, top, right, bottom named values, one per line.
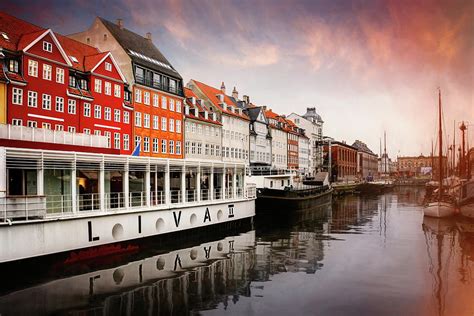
left=1, top=0, right=472, bottom=158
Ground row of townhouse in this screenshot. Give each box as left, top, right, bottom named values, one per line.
left=0, top=12, right=323, bottom=175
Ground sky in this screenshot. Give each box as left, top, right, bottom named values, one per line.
left=1, top=0, right=472, bottom=158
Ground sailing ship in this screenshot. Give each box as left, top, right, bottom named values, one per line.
left=457, top=122, right=474, bottom=218
left=423, top=89, right=456, bottom=218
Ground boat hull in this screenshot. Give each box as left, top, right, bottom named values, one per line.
left=460, top=202, right=474, bottom=219
left=423, top=201, right=456, bottom=218
left=256, top=188, right=333, bottom=211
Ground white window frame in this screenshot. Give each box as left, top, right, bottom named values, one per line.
left=161, top=139, right=167, bottom=153
left=169, top=99, right=175, bottom=111
left=135, top=112, right=142, bottom=127
left=144, top=91, right=150, bottom=105
left=28, top=60, right=38, bottom=77
left=123, top=111, right=130, bottom=124
left=12, top=88, right=23, bottom=105
left=153, top=94, right=159, bottom=107
left=42, top=94, right=51, bottom=110
left=104, top=107, right=111, bottom=120
left=84, top=103, right=91, bottom=117
left=104, top=81, right=111, bottom=95
left=161, top=96, right=167, bottom=109
left=169, top=118, right=174, bottom=132
left=143, top=136, right=150, bottom=152
left=123, top=134, right=130, bottom=151
left=12, top=118, right=22, bottom=126
left=153, top=115, right=159, bottom=130
left=94, top=79, right=102, bottom=93
left=114, top=109, right=120, bottom=122
left=55, top=96, right=64, bottom=112
left=43, top=122, right=52, bottom=129
left=105, top=62, right=112, bottom=71
left=68, top=126, right=76, bottom=133
left=27, top=120, right=37, bottom=128
left=161, top=117, right=167, bottom=131
left=176, top=101, right=182, bottom=113
left=144, top=113, right=150, bottom=128
left=114, top=84, right=121, bottom=98
left=114, top=132, right=120, bottom=149
left=135, top=89, right=142, bottom=103
left=68, top=99, right=76, bottom=114
left=43, top=41, right=52, bottom=52
left=176, top=120, right=181, bottom=133
left=94, top=104, right=101, bottom=119
left=152, top=138, right=159, bottom=153
left=56, top=68, right=64, bottom=84
left=43, top=64, right=52, bottom=80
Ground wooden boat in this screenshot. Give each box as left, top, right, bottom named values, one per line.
left=256, top=185, right=333, bottom=211
left=458, top=180, right=474, bottom=218
left=423, top=89, right=456, bottom=218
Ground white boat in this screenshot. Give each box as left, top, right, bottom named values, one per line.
left=423, top=89, right=456, bottom=218
left=423, top=201, right=457, bottom=218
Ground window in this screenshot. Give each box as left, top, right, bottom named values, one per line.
left=12, top=118, right=22, bottom=126
left=104, top=107, right=111, bottom=120
left=43, top=41, right=52, bottom=52
left=84, top=103, right=91, bottom=117
left=43, top=122, right=52, bottom=129
left=169, top=118, right=174, bottom=132
left=28, top=60, right=38, bottom=77
left=9, top=59, right=19, bottom=73
left=176, top=101, right=182, bottom=113
left=135, top=136, right=141, bottom=151
left=169, top=140, right=174, bottom=154
left=114, top=84, right=121, bottom=97
left=152, top=138, right=158, bottom=153
left=55, top=124, right=63, bottom=131
left=28, top=91, right=37, bottom=107
left=42, top=94, right=51, bottom=110
left=69, top=75, right=76, bottom=87
left=197, top=142, right=202, bottom=155
left=123, top=134, right=130, bottom=151
left=55, top=97, right=64, bottom=112
left=185, top=141, right=190, bottom=154
left=191, top=142, right=196, bottom=154
left=161, top=96, right=167, bottom=109
left=153, top=94, right=159, bottom=107
left=94, top=105, right=101, bottom=119
left=56, top=68, right=64, bottom=84
left=161, top=117, right=167, bottom=131
left=104, top=82, right=111, bottom=95
left=144, top=113, right=150, bottom=128
left=105, top=62, right=112, bottom=71
left=79, top=79, right=88, bottom=90
left=135, top=112, right=142, bottom=127
left=169, top=79, right=176, bottom=93
left=27, top=121, right=37, bottom=128
left=135, top=89, right=142, bottom=103
left=191, top=123, right=196, bottom=133
left=43, top=64, right=52, bottom=80
left=114, top=109, right=120, bottom=122
left=205, top=144, right=209, bottom=155
left=123, top=111, right=130, bottom=124
left=176, top=141, right=181, bottom=155
left=161, top=139, right=167, bottom=153
left=210, top=145, right=215, bottom=156
left=114, top=133, right=120, bottom=149
left=169, top=99, right=175, bottom=111
left=68, top=99, right=76, bottom=114
left=144, top=91, right=150, bottom=105
left=94, top=79, right=102, bottom=93
left=143, top=137, right=150, bottom=152
left=68, top=126, right=76, bottom=133
left=94, top=130, right=101, bottom=136
left=153, top=115, right=159, bottom=129
left=104, top=131, right=111, bottom=148
left=83, top=128, right=91, bottom=134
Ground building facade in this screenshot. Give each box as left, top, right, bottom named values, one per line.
left=298, top=133, right=311, bottom=176
left=352, top=140, right=378, bottom=180
left=398, top=155, right=447, bottom=177
left=324, top=141, right=357, bottom=181
left=0, top=12, right=131, bottom=154
left=288, top=107, right=324, bottom=176
left=285, top=118, right=299, bottom=170
left=187, top=80, right=249, bottom=165
left=265, top=109, right=288, bottom=170
left=183, top=87, right=222, bottom=161
left=70, top=17, right=185, bottom=158
left=242, top=105, right=271, bottom=168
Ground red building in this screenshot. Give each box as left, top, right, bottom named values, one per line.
left=284, top=118, right=299, bottom=170
left=0, top=12, right=132, bottom=154
left=324, top=141, right=358, bottom=181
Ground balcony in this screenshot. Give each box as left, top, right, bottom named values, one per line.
left=135, top=75, right=183, bottom=96
left=0, top=124, right=108, bottom=149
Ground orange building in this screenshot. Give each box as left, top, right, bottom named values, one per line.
left=70, top=17, right=185, bottom=158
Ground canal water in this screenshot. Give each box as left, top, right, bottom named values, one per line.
left=0, top=187, right=473, bottom=316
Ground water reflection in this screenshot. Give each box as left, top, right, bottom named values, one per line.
left=0, top=187, right=473, bottom=315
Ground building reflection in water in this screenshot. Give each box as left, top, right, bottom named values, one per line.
left=0, top=188, right=473, bottom=315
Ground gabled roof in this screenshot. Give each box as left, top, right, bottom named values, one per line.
left=191, top=79, right=249, bottom=121
left=0, top=11, right=43, bottom=51
left=246, top=106, right=267, bottom=124
left=98, top=17, right=182, bottom=79
left=183, top=87, right=222, bottom=126
left=56, top=34, right=100, bottom=71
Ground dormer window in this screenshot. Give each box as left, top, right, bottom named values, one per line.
left=1, top=32, right=9, bottom=41
left=69, top=75, right=76, bottom=87
left=43, top=41, right=52, bottom=53
left=70, top=55, right=78, bottom=63
left=8, top=59, right=19, bottom=73
left=105, top=62, right=112, bottom=71
left=79, top=79, right=88, bottom=90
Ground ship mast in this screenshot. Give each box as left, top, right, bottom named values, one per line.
left=438, top=89, right=443, bottom=199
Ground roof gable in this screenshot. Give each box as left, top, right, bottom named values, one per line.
left=88, top=52, right=127, bottom=83
left=98, top=17, right=182, bottom=80
left=0, top=11, right=44, bottom=51
left=22, top=30, right=72, bottom=66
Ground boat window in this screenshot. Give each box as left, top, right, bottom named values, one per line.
left=270, top=181, right=273, bottom=188
left=7, top=169, right=37, bottom=196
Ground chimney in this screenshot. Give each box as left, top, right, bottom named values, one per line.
left=243, top=95, right=250, bottom=104
left=145, top=32, right=152, bottom=42
left=232, top=86, right=238, bottom=100
left=116, top=19, right=124, bottom=29
left=262, top=105, right=267, bottom=111
left=220, top=81, right=226, bottom=94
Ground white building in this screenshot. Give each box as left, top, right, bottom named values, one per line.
left=265, top=109, right=288, bottom=170
left=288, top=107, right=324, bottom=176
left=298, top=133, right=311, bottom=176
left=183, top=88, right=222, bottom=161
left=241, top=105, right=272, bottom=168
left=187, top=80, right=249, bottom=165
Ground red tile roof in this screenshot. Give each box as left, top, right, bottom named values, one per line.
left=191, top=80, right=249, bottom=121
left=184, top=87, right=222, bottom=126
left=0, top=11, right=114, bottom=75
left=5, top=71, right=27, bottom=84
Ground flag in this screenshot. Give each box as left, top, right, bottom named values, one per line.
left=132, top=143, right=140, bottom=156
